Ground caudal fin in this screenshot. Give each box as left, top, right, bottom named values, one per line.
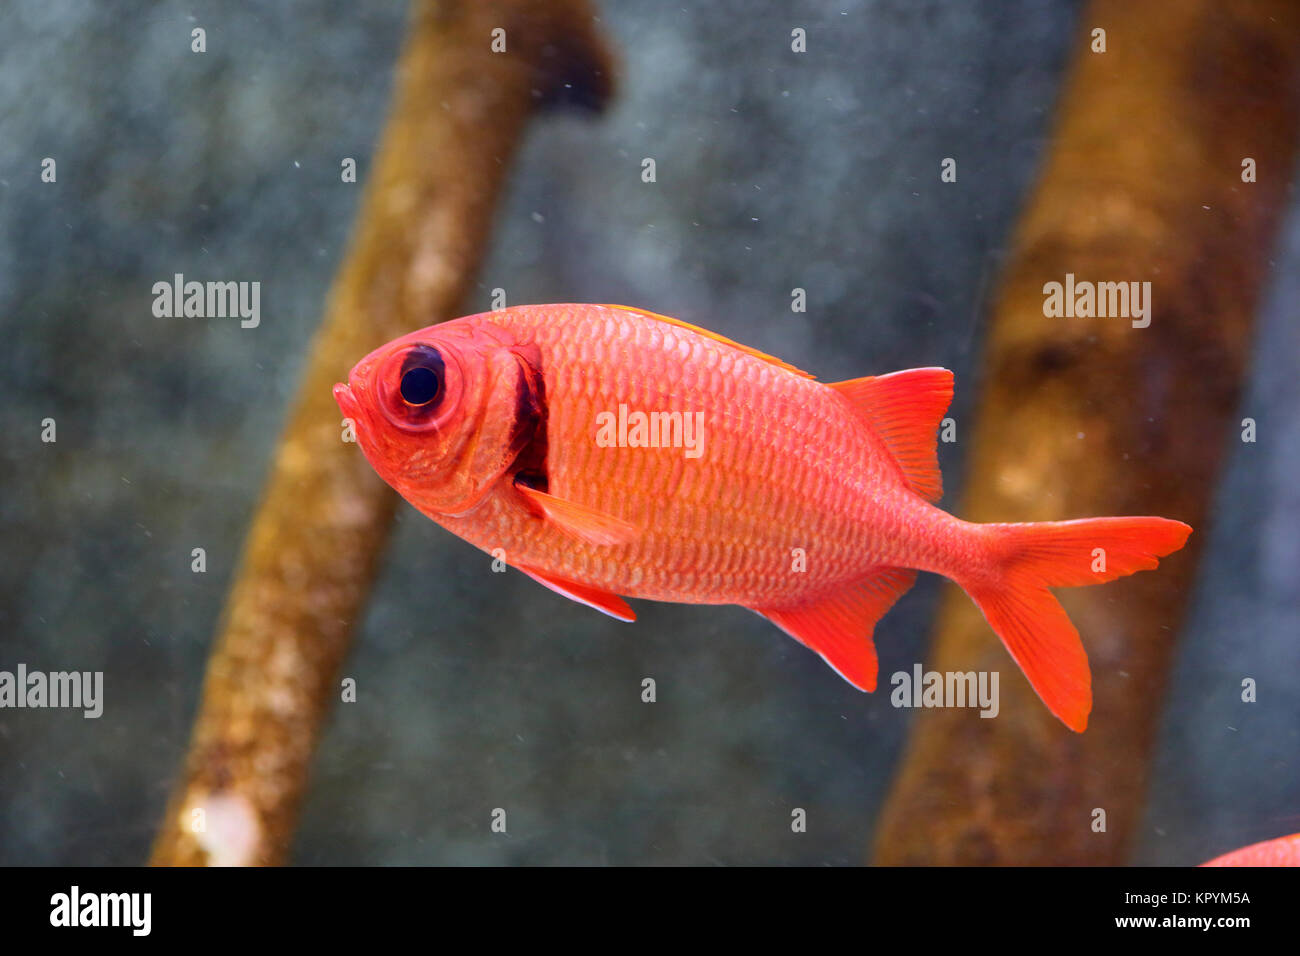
left=960, top=516, right=1192, bottom=732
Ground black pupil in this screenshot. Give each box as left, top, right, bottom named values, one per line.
left=400, top=366, right=439, bottom=405
left=400, top=364, right=441, bottom=406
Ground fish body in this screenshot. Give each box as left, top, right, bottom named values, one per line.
left=335, top=303, right=1191, bottom=731
left=1201, top=832, right=1300, bottom=866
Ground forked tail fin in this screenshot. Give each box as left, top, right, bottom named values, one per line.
left=959, top=517, right=1192, bottom=732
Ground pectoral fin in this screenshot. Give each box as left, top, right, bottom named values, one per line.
left=516, top=565, right=636, bottom=622
left=514, top=481, right=639, bottom=547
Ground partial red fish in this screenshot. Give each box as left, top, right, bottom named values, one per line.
left=1201, top=832, right=1300, bottom=866
left=334, top=304, right=1192, bottom=731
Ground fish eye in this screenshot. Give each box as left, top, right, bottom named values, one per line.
left=398, top=346, right=445, bottom=409
left=400, top=366, right=439, bottom=406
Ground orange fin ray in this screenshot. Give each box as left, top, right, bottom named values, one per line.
left=515, top=483, right=639, bottom=547
left=753, top=566, right=917, bottom=691
left=830, top=368, right=953, bottom=502
left=967, top=584, right=1091, bottom=732
left=516, top=565, right=636, bottom=622
left=961, top=515, right=1193, bottom=732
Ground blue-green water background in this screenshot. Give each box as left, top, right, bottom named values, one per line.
left=1, top=0, right=1296, bottom=864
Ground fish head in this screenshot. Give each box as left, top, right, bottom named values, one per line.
left=334, top=316, right=543, bottom=516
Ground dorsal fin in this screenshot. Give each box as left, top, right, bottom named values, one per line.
left=830, top=368, right=953, bottom=502
left=598, top=304, right=815, bottom=379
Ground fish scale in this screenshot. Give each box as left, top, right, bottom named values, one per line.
left=467, top=305, right=931, bottom=601
left=336, top=302, right=1192, bottom=731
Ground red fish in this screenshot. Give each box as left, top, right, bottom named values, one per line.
left=1201, top=832, right=1300, bottom=866
left=334, top=304, right=1191, bottom=731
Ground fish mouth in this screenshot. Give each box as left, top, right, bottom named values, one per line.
left=333, top=382, right=359, bottom=421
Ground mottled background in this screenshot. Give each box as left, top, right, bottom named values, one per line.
left=1, top=0, right=1295, bottom=865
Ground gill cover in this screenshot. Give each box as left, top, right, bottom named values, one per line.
left=367, top=322, right=543, bottom=518
left=434, top=343, right=543, bottom=516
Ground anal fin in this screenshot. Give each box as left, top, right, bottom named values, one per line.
left=517, top=565, right=636, bottom=622
left=754, top=567, right=917, bottom=691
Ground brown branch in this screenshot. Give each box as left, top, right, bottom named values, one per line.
left=151, top=0, right=614, bottom=866
left=873, top=0, right=1300, bottom=865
